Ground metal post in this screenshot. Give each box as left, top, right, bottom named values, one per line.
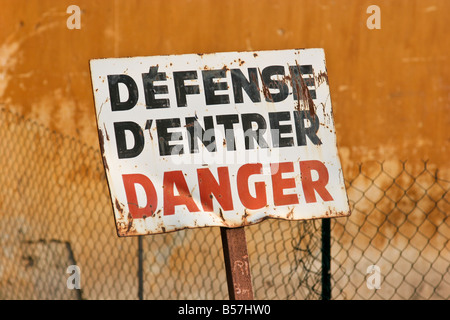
left=138, top=235, right=144, bottom=300
left=220, top=227, right=254, bottom=300
left=321, top=218, right=331, bottom=300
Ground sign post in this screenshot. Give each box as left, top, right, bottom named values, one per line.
left=221, top=227, right=253, bottom=300
left=90, top=48, right=350, bottom=299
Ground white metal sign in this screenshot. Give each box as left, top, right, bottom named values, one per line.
left=90, top=49, right=350, bottom=236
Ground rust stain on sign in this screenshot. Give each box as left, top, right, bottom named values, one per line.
left=90, top=48, right=350, bottom=236
left=300, top=73, right=316, bottom=117
left=296, top=60, right=316, bottom=118
left=316, top=71, right=329, bottom=86
left=258, top=68, right=273, bottom=102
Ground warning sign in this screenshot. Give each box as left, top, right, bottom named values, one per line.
left=90, top=49, right=350, bottom=236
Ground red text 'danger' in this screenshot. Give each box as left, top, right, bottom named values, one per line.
left=121, top=160, right=334, bottom=219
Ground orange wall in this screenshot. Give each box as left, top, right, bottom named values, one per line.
left=1, top=0, right=449, bottom=177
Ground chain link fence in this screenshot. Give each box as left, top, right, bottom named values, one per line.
left=332, top=160, right=450, bottom=299
left=0, top=107, right=448, bottom=300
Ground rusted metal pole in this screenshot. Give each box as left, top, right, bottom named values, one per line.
left=220, top=227, right=254, bottom=300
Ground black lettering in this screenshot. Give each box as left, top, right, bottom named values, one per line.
left=142, top=66, right=170, bottom=109
left=185, top=116, right=216, bottom=153
left=202, top=69, right=230, bottom=105
left=108, top=75, right=139, bottom=111
left=216, top=114, right=239, bottom=151
left=173, top=71, right=200, bottom=107
left=268, top=112, right=294, bottom=148
left=231, top=68, right=260, bottom=103
left=294, top=110, right=322, bottom=146
left=261, top=66, right=289, bottom=103
left=156, top=118, right=184, bottom=156
left=289, top=65, right=316, bottom=100
left=241, top=113, right=269, bottom=150
left=113, top=121, right=144, bottom=159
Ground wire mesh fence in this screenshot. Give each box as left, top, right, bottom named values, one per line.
left=0, top=107, right=448, bottom=300
left=332, top=160, right=450, bottom=299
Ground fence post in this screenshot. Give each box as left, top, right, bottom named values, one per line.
left=220, top=227, right=254, bottom=300
left=321, top=218, right=331, bottom=300
left=138, top=235, right=144, bottom=300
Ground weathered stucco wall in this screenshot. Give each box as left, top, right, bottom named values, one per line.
left=1, top=0, right=449, bottom=178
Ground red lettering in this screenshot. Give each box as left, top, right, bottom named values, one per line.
left=163, top=170, right=200, bottom=215
left=197, top=167, right=233, bottom=212
left=271, top=162, right=299, bottom=206
left=123, top=160, right=335, bottom=219
left=237, top=163, right=267, bottom=210
left=122, top=174, right=157, bottom=219
left=300, top=160, right=333, bottom=203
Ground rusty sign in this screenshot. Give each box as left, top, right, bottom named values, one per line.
left=90, top=49, right=350, bottom=236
